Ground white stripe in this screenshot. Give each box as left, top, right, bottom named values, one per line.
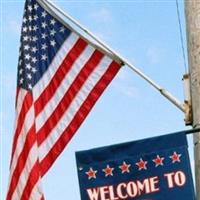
left=13, top=89, right=28, bottom=134
left=35, top=45, right=95, bottom=132
left=16, top=89, right=27, bottom=116
left=39, top=56, right=112, bottom=161
left=29, top=178, right=44, bottom=200
left=11, top=142, right=38, bottom=200
left=33, top=32, right=79, bottom=100
left=8, top=106, right=35, bottom=189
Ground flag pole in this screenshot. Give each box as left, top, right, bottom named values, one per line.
left=38, top=0, right=185, bottom=113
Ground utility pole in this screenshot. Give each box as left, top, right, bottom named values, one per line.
left=185, top=1, right=200, bottom=199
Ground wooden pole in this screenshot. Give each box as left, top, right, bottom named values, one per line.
left=185, top=1, right=200, bottom=199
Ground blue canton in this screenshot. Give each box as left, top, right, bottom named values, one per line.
left=18, top=0, right=71, bottom=90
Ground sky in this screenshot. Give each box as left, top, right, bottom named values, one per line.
left=0, top=0, right=195, bottom=199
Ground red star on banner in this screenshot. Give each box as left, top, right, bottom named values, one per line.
left=102, top=165, right=114, bottom=177
left=152, top=155, right=164, bottom=167
left=170, top=152, right=181, bottom=163
left=136, top=158, right=148, bottom=170
left=119, top=161, right=131, bottom=173
left=85, top=168, right=97, bottom=180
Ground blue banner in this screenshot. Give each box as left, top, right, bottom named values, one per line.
left=76, top=132, right=195, bottom=200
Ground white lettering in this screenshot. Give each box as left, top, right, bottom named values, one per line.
left=150, top=176, right=160, bottom=192
left=164, top=172, right=175, bottom=188
left=100, top=186, right=109, bottom=200
left=127, top=181, right=138, bottom=197
left=137, top=179, right=150, bottom=195
left=174, top=171, right=186, bottom=186
left=116, top=183, right=128, bottom=199
left=108, top=186, right=119, bottom=200
left=87, top=188, right=100, bottom=200
left=86, top=176, right=161, bottom=200
left=164, top=171, right=186, bottom=188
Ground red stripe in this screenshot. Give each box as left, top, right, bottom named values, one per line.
left=21, top=160, right=41, bottom=200
left=6, top=125, right=36, bottom=200
left=10, top=92, right=33, bottom=167
left=37, top=50, right=104, bottom=145
left=15, top=87, right=20, bottom=108
left=41, top=196, right=45, bottom=200
left=34, top=38, right=87, bottom=116
left=40, top=61, right=120, bottom=176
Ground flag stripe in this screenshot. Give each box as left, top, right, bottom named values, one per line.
left=38, top=56, right=113, bottom=161
left=15, top=87, right=20, bottom=108
left=29, top=179, right=44, bottom=200
left=37, top=50, right=104, bottom=146
left=10, top=89, right=27, bottom=166
left=21, top=160, right=41, bottom=200
left=7, top=125, right=36, bottom=200
left=40, top=60, right=120, bottom=175
left=33, top=32, right=79, bottom=101
left=35, top=45, right=95, bottom=132
left=10, top=143, right=38, bottom=200
left=9, top=106, right=35, bottom=180
left=11, top=91, right=32, bottom=162
left=34, top=38, right=87, bottom=116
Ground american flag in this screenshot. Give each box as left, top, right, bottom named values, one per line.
left=6, top=0, right=121, bottom=199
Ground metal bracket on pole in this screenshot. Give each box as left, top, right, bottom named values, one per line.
left=38, top=0, right=186, bottom=114
left=182, top=74, right=193, bottom=125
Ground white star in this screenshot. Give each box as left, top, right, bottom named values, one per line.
left=23, top=35, right=29, bottom=41
left=23, top=18, right=27, bottom=23
left=42, top=33, right=47, bottom=39
left=27, top=73, right=32, bottom=80
left=34, top=4, right=39, bottom=10
left=41, top=11, right=47, bottom=18
left=41, top=43, right=48, bottom=50
left=19, top=59, right=22, bottom=65
left=32, top=67, right=37, bottom=73
left=33, top=25, right=38, bottom=31
left=19, top=68, right=23, bottom=74
left=41, top=54, right=47, bottom=61
left=28, top=84, right=32, bottom=90
left=28, top=26, right=32, bottom=31
left=34, top=15, right=38, bottom=21
left=22, top=26, right=28, bottom=33
left=60, top=26, right=65, bottom=33
left=32, top=36, right=38, bottom=42
left=42, top=22, right=47, bottom=28
left=24, top=44, right=30, bottom=50
left=25, top=54, right=31, bottom=60
left=50, top=19, right=56, bottom=25
left=26, top=63, right=32, bottom=70
left=28, top=16, right=33, bottom=22
left=50, top=40, right=56, bottom=47
left=28, top=5, right=33, bottom=12
left=50, top=29, right=56, bottom=36
left=32, top=57, right=37, bottom=63
left=19, top=78, right=24, bottom=84
left=31, top=46, right=38, bottom=53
